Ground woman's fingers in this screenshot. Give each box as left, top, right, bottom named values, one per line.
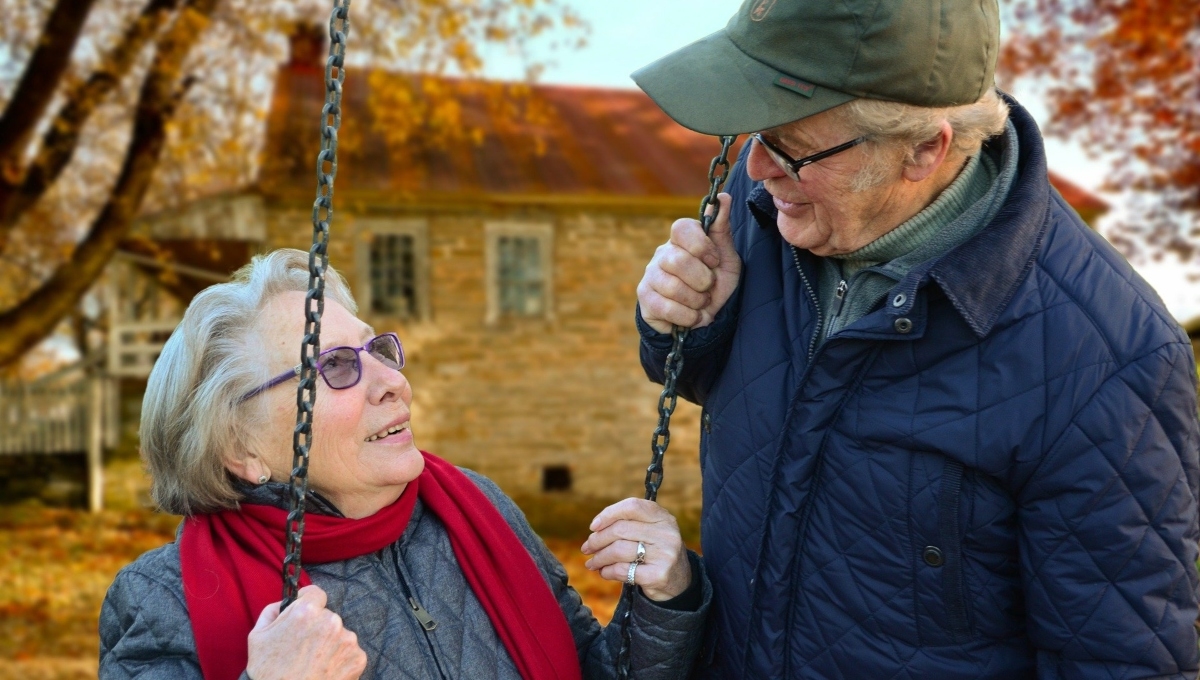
left=255, top=600, right=284, bottom=630
left=247, top=585, right=367, bottom=680
left=583, top=538, right=642, bottom=571
left=592, top=547, right=693, bottom=602
left=582, top=499, right=676, bottom=556
left=589, top=498, right=671, bottom=533
left=582, top=497, right=694, bottom=602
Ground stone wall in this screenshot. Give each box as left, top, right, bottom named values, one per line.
left=265, top=203, right=704, bottom=513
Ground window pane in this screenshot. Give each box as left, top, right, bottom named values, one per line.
left=497, top=236, right=544, bottom=316
left=370, top=234, right=417, bottom=317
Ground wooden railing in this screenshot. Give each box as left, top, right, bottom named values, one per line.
left=0, top=376, right=88, bottom=455
left=0, top=363, right=116, bottom=511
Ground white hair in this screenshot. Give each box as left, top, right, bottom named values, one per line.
left=839, top=88, right=1010, bottom=192
left=140, top=249, right=357, bottom=516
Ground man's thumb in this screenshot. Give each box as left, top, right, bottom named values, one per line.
left=706, top=193, right=737, bottom=259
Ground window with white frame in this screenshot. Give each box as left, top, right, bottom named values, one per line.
left=485, top=221, right=553, bottom=323
left=356, top=218, right=429, bottom=321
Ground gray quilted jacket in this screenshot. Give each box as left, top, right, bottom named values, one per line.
left=99, top=469, right=710, bottom=679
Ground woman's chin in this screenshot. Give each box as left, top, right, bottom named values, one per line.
left=381, top=444, right=425, bottom=484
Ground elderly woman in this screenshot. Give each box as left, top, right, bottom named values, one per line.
left=99, top=249, right=709, bottom=680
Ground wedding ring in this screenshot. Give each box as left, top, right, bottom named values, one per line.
left=626, top=541, right=647, bottom=586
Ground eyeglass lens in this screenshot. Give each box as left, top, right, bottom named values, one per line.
left=317, top=335, right=405, bottom=389
left=319, top=348, right=361, bottom=388
left=368, top=334, right=403, bottom=369
left=757, top=136, right=800, bottom=181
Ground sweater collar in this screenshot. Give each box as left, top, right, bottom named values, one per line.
left=747, top=93, right=1050, bottom=339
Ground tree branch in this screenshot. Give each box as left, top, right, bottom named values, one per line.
left=0, top=0, right=182, bottom=230
left=0, top=0, right=98, bottom=173
left=0, top=0, right=220, bottom=368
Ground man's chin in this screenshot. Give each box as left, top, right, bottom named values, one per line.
left=776, top=214, right=827, bottom=252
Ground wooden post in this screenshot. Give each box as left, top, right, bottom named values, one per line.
left=87, top=374, right=104, bottom=513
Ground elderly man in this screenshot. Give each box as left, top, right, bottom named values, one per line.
left=633, top=1, right=1200, bottom=678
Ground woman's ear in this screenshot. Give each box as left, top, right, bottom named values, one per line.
left=902, top=120, right=954, bottom=183
left=225, top=452, right=268, bottom=485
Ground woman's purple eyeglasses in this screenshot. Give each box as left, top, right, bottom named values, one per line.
left=241, top=333, right=405, bottom=402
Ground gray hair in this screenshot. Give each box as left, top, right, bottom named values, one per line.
left=140, top=249, right=357, bottom=516
left=840, top=88, right=1010, bottom=191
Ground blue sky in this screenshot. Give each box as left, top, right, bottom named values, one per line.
left=480, top=0, right=1198, bottom=321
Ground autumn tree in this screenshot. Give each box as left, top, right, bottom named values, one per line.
left=999, top=0, right=1200, bottom=260
left=0, top=0, right=581, bottom=368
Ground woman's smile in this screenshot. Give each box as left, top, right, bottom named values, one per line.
left=365, top=426, right=413, bottom=446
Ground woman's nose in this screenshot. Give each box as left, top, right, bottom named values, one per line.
left=363, top=353, right=409, bottom=404
left=746, top=138, right=787, bottom=183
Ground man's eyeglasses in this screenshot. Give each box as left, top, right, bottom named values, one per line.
left=241, top=333, right=405, bottom=402
left=751, top=132, right=868, bottom=182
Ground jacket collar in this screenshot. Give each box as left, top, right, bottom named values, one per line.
left=746, top=93, right=1050, bottom=339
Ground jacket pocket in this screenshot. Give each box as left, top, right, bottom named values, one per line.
left=911, top=453, right=974, bottom=643
left=935, top=458, right=972, bottom=638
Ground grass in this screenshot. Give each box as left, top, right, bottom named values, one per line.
left=0, top=458, right=680, bottom=679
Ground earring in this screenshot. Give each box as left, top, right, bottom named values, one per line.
left=257, top=474, right=269, bottom=485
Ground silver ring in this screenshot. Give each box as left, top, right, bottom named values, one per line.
left=626, top=541, right=647, bottom=586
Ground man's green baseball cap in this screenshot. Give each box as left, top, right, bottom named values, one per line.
left=632, top=0, right=1000, bottom=135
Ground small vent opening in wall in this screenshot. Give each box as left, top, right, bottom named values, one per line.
left=542, top=465, right=572, bottom=492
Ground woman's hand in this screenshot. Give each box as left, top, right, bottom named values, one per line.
left=581, top=498, right=692, bottom=601
left=246, top=585, right=367, bottom=680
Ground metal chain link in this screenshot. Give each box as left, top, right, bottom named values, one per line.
left=615, top=134, right=736, bottom=678
left=281, top=0, right=351, bottom=610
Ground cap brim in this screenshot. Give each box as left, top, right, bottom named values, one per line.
left=631, top=30, right=856, bottom=136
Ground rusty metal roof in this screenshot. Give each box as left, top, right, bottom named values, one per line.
left=260, top=62, right=1106, bottom=216
left=1045, top=170, right=1109, bottom=214
left=260, top=66, right=747, bottom=202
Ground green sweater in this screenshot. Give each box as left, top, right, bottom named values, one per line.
left=815, top=120, right=1018, bottom=345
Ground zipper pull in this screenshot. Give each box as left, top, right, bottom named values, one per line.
left=409, top=596, right=438, bottom=631
left=832, top=279, right=848, bottom=316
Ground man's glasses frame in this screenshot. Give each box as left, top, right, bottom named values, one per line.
left=751, top=132, right=868, bottom=182
left=241, top=332, right=405, bottom=402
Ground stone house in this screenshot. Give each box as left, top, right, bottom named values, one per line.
left=106, top=33, right=1111, bottom=513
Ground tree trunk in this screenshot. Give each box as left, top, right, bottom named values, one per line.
left=0, top=0, right=182, bottom=232
left=0, top=0, right=98, bottom=171
left=0, top=0, right=220, bottom=368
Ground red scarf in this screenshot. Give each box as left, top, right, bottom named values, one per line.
left=179, top=452, right=582, bottom=680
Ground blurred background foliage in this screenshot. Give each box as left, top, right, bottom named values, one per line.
left=0, top=0, right=585, bottom=369
left=999, top=0, right=1200, bottom=261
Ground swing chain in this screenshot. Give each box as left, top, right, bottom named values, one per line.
left=282, top=0, right=351, bottom=610
left=615, top=134, right=736, bottom=679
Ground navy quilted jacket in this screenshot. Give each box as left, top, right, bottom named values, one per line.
left=638, top=97, right=1200, bottom=679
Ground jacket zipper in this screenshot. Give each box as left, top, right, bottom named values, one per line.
left=409, top=597, right=438, bottom=631
left=832, top=279, right=848, bottom=317
left=780, top=247, right=884, bottom=676
left=791, top=246, right=823, bottom=364
left=742, top=248, right=828, bottom=676
left=387, top=547, right=450, bottom=680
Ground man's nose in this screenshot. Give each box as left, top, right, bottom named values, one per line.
left=746, top=138, right=786, bottom=183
